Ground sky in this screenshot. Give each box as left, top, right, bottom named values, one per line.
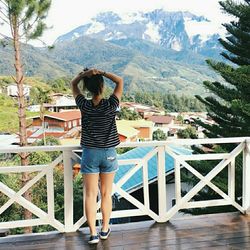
left=1, top=0, right=233, bottom=46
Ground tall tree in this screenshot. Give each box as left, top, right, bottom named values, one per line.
left=187, top=0, right=250, bottom=215
left=0, top=0, right=52, bottom=233
left=195, top=0, right=250, bottom=137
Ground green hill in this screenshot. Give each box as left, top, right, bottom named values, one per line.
left=0, top=36, right=222, bottom=95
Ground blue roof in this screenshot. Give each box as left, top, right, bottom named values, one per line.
left=115, top=145, right=192, bottom=193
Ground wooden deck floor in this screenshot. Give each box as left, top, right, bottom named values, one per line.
left=0, top=212, right=250, bottom=250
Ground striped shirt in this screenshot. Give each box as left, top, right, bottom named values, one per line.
left=75, top=94, right=120, bottom=148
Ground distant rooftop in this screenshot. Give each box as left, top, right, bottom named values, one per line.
left=147, top=115, right=174, bottom=124
left=29, top=110, right=81, bottom=122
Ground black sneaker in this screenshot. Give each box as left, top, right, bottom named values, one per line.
left=99, top=228, right=111, bottom=240
left=88, top=234, right=99, bottom=244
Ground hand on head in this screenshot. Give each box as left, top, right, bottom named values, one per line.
left=80, top=68, right=103, bottom=78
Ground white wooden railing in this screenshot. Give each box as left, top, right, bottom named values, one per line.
left=0, top=137, right=249, bottom=233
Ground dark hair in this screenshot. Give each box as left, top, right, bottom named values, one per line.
left=83, top=69, right=104, bottom=96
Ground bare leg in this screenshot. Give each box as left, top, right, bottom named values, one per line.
left=100, top=172, right=115, bottom=231
left=83, top=173, right=99, bottom=235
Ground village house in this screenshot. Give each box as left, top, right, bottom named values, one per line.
left=6, top=84, right=31, bottom=99
left=44, top=93, right=77, bottom=112
left=27, top=110, right=81, bottom=141
left=147, top=115, right=174, bottom=128
left=116, top=120, right=154, bottom=141
left=120, top=102, right=165, bottom=118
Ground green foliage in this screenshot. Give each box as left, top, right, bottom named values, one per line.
left=0, top=93, right=18, bottom=133
left=34, top=136, right=61, bottom=160
left=186, top=0, right=250, bottom=215
left=195, top=0, right=250, bottom=138
left=117, top=107, right=141, bottom=120
left=30, top=85, right=51, bottom=105
left=177, top=126, right=198, bottom=139
left=153, top=129, right=167, bottom=141
left=3, top=0, right=52, bottom=41
left=47, top=77, right=72, bottom=94
left=116, top=147, right=134, bottom=154
left=29, top=151, right=51, bottom=165
left=176, top=114, right=184, bottom=124
left=123, top=91, right=206, bottom=112
left=0, top=33, right=223, bottom=92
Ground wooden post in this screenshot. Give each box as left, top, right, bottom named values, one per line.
left=175, top=159, right=181, bottom=205
left=243, top=140, right=250, bottom=214
left=63, top=150, right=74, bottom=232
left=157, top=146, right=167, bottom=222
left=228, top=158, right=235, bottom=201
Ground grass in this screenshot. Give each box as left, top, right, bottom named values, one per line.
left=0, top=94, right=42, bottom=133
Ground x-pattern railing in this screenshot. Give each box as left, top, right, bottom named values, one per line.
left=0, top=154, right=64, bottom=231
left=0, top=137, right=249, bottom=233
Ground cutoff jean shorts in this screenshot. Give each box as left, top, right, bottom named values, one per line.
left=80, top=147, right=119, bottom=174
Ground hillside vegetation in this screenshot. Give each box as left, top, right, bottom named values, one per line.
left=0, top=36, right=223, bottom=96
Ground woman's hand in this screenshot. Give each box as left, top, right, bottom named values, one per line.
left=82, top=68, right=103, bottom=78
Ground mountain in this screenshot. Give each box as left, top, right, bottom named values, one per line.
left=0, top=42, right=81, bottom=79
left=43, top=36, right=222, bottom=95
left=0, top=9, right=225, bottom=95
left=55, top=9, right=224, bottom=61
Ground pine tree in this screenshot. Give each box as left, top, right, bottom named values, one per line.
left=186, top=0, right=250, bottom=215
left=0, top=0, right=52, bottom=233
left=195, top=0, right=250, bottom=137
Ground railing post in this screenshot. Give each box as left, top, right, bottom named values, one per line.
left=243, top=140, right=250, bottom=215
left=63, top=150, right=74, bottom=232
left=157, top=146, right=167, bottom=222
left=228, top=158, right=235, bottom=201
left=175, top=159, right=181, bottom=206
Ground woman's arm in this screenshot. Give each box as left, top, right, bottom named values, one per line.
left=71, top=69, right=97, bottom=98
left=71, top=72, right=84, bottom=98
left=102, top=71, right=123, bottom=101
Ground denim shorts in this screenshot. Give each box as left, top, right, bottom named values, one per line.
left=80, top=147, right=119, bottom=174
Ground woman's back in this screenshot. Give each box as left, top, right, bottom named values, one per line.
left=76, top=94, right=120, bottom=148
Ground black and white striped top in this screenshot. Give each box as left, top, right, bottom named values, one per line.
left=75, top=94, right=120, bottom=148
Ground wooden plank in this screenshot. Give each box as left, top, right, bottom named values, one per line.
left=157, top=146, right=167, bottom=222
left=228, top=158, right=235, bottom=200
left=243, top=141, right=250, bottom=213
left=142, top=161, right=150, bottom=209
left=0, top=213, right=249, bottom=249
left=63, top=150, right=74, bottom=232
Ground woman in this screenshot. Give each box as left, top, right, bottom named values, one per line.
left=71, top=68, right=123, bottom=244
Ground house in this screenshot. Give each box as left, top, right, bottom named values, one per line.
left=147, top=115, right=174, bottom=128
left=7, top=84, right=30, bottom=99
left=116, top=123, right=139, bottom=142
left=44, top=94, right=77, bottom=112
left=120, top=102, right=165, bottom=118
left=29, top=110, right=81, bottom=132
left=27, top=110, right=81, bottom=141
left=116, top=120, right=154, bottom=141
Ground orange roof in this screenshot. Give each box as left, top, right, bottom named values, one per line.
left=31, top=110, right=81, bottom=122
left=147, top=115, right=174, bottom=124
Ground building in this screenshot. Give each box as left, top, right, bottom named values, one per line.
left=116, top=123, right=139, bottom=142
left=120, top=102, right=165, bottom=118
left=44, top=94, right=77, bottom=112
left=27, top=110, right=81, bottom=141
left=147, top=115, right=174, bottom=128
left=7, top=84, right=30, bottom=99
left=29, top=110, right=81, bottom=132
left=116, top=120, right=154, bottom=141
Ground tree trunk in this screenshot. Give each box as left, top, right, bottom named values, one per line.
left=13, top=20, right=32, bottom=234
